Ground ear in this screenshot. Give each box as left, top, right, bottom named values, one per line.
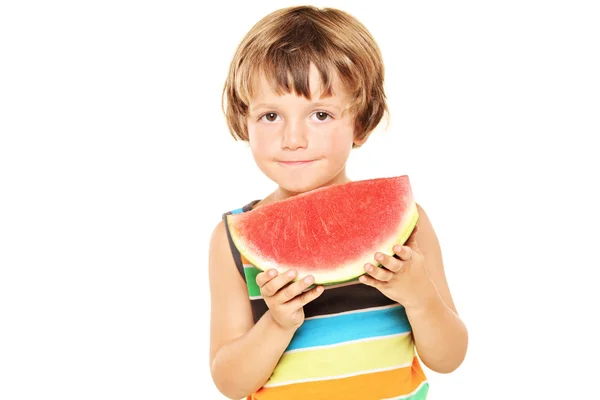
left=353, top=135, right=368, bottom=146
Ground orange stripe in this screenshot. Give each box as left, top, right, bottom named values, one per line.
left=250, top=357, right=426, bottom=400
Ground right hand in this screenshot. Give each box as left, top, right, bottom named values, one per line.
left=255, top=269, right=325, bottom=331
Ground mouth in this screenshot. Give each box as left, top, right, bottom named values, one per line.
left=278, top=160, right=316, bottom=166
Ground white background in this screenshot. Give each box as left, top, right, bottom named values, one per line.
left=1, top=1, right=599, bottom=399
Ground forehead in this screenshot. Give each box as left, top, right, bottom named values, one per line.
left=249, top=62, right=350, bottom=104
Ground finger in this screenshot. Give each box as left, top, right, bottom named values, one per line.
left=365, top=262, right=395, bottom=281
left=412, top=224, right=420, bottom=235
left=255, top=269, right=278, bottom=287
left=375, top=252, right=404, bottom=273
left=292, top=284, right=325, bottom=307
left=276, top=275, right=316, bottom=303
left=393, top=244, right=413, bottom=261
left=359, top=274, right=384, bottom=289
left=260, top=269, right=297, bottom=297
left=405, top=225, right=419, bottom=250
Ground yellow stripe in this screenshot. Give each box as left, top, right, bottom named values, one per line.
left=266, top=332, right=415, bottom=387
left=254, top=357, right=427, bottom=399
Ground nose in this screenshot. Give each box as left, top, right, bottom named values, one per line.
left=281, top=120, right=308, bottom=150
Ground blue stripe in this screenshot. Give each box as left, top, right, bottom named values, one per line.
left=287, top=305, right=411, bottom=351
left=231, top=207, right=244, bottom=214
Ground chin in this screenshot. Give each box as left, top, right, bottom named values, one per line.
left=258, top=160, right=347, bottom=196
left=262, top=171, right=323, bottom=195
left=279, top=181, right=322, bottom=195
left=276, top=172, right=345, bottom=195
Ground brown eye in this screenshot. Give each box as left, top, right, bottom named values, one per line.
left=315, top=112, right=330, bottom=121
left=263, top=112, right=278, bottom=122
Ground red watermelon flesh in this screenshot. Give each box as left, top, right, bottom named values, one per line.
left=226, top=175, right=419, bottom=285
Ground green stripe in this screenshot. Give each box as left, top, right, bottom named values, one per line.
left=411, top=383, right=429, bottom=400
left=387, top=382, right=429, bottom=400
left=244, top=266, right=261, bottom=297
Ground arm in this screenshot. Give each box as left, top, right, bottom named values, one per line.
left=405, top=204, right=468, bottom=373
left=208, top=220, right=295, bottom=399
left=359, top=203, right=468, bottom=374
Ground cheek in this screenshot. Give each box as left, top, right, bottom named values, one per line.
left=316, top=123, right=354, bottom=153
left=247, top=121, right=258, bottom=143
left=248, top=124, right=275, bottom=157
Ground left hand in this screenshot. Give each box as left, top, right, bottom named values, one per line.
left=359, top=225, right=437, bottom=309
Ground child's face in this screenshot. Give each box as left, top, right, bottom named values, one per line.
left=247, top=64, right=358, bottom=194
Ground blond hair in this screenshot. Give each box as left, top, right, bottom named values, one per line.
left=222, top=6, right=388, bottom=147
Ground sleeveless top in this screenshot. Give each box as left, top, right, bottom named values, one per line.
left=222, top=200, right=429, bottom=400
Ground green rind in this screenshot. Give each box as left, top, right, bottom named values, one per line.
left=226, top=201, right=420, bottom=286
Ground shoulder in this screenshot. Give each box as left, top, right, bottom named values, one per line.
left=210, top=200, right=255, bottom=252
left=208, top=214, right=248, bottom=289
left=413, top=202, right=442, bottom=263
left=210, top=218, right=227, bottom=244
left=415, top=202, right=428, bottom=219
left=209, top=204, right=256, bottom=281
left=209, top=206, right=238, bottom=268
left=415, top=202, right=437, bottom=238
left=209, top=219, right=230, bottom=265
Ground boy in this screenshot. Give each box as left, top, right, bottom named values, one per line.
left=209, top=6, right=468, bottom=399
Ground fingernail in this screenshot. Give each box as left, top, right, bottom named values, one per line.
left=268, top=269, right=276, bottom=277
left=288, top=270, right=296, bottom=278
left=394, top=245, right=402, bottom=253
left=304, top=276, right=314, bottom=284
left=375, top=253, right=383, bottom=261
left=365, top=264, right=372, bottom=272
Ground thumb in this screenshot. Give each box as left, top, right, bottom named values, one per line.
left=405, top=225, right=420, bottom=251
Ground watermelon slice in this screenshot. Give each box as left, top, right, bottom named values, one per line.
left=226, top=175, right=419, bottom=285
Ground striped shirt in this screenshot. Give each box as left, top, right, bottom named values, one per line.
left=223, top=200, right=429, bottom=399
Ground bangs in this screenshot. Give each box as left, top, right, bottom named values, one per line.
left=235, top=42, right=361, bottom=108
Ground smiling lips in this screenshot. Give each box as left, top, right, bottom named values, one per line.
left=278, top=160, right=315, bottom=166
